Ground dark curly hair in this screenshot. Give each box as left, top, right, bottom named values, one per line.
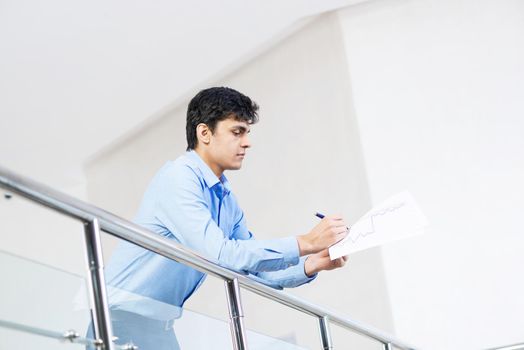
left=186, top=87, right=259, bottom=150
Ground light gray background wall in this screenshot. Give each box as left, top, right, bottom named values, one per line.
left=86, top=13, right=394, bottom=349
left=338, top=0, right=524, bottom=349
left=0, top=183, right=87, bottom=275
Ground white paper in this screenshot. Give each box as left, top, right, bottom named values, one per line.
left=329, top=191, right=429, bottom=259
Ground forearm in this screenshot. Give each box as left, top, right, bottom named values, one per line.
left=216, top=236, right=300, bottom=273
left=252, top=256, right=317, bottom=288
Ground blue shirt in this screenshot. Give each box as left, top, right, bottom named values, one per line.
left=105, top=151, right=315, bottom=319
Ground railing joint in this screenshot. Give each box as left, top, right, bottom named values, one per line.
left=120, top=342, right=139, bottom=350
left=61, top=329, right=80, bottom=342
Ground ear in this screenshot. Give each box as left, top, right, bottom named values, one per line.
left=196, top=123, right=211, bottom=145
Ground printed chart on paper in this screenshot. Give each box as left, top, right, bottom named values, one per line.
left=329, top=191, right=429, bottom=259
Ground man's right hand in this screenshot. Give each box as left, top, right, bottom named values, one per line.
left=297, top=215, right=348, bottom=256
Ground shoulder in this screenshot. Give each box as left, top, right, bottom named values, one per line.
left=149, top=155, right=205, bottom=193
left=163, top=154, right=202, bottom=179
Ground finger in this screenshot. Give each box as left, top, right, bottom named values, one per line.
left=328, top=217, right=346, bottom=225
left=333, top=228, right=347, bottom=237
left=332, top=258, right=340, bottom=268
left=333, top=235, right=345, bottom=245
left=327, top=233, right=346, bottom=247
left=327, top=222, right=348, bottom=235
left=318, top=249, right=329, bottom=258
left=333, top=226, right=349, bottom=235
left=335, top=227, right=349, bottom=240
left=331, top=220, right=349, bottom=230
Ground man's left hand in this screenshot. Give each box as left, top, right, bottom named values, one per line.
left=304, top=249, right=349, bottom=277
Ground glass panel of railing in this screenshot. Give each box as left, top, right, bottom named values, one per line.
left=102, top=285, right=307, bottom=350
left=178, top=307, right=308, bottom=350
left=102, top=285, right=224, bottom=350
left=330, top=322, right=389, bottom=350
left=233, top=287, right=321, bottom=349
left=0, top=323, right=96, bottom=349
left=94, top=285, right=185, bottom=350
left=0, top=250, right=94, bottom=349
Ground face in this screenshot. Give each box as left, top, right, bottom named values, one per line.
left=199, top=117, right=252, bottom=176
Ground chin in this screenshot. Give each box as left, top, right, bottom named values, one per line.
left=228, top=162, right=243, bottom=170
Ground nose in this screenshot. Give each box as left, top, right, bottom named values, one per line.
left=241, top=133, right=251, bottom=149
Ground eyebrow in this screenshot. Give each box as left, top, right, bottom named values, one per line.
left=231, top=125, right=250, bottom=132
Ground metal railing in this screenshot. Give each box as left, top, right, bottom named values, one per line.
left=0, top=318, right=99, bottom=348
left=486, top=344, right=524, bottom=350
left=0, top=164, right=417, bottom=350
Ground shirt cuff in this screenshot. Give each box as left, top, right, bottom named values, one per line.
left=279, top=236, right=300, bottom=268
left=280, top=256, right=317, bottom=288
left=247, top=255, right=317, bottom=290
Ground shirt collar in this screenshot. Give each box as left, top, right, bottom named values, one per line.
left=186, top=150, right=231, bottom=195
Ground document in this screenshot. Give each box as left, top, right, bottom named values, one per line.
left=329, top=191, right=429, bottom=259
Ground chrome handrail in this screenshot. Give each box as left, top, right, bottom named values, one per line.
left=486, top=343, right=524, bottom=350
left=0, top=165, right=417, bottom=350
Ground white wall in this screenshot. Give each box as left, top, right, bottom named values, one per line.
left=0, top=0, right=362, bottom=188
left=0, top=182, right=88, bottom=274
left=338, top=0, right=524, bottom=349
left=86, top=13, right=394, bottom=349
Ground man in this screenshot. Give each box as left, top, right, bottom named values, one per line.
left=100, top=87, right=349, bottom=349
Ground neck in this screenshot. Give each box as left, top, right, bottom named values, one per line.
left=194, top=148, right=223, bottom=178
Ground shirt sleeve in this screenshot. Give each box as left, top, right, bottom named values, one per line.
left=154, top=164, right=300, bottom=273
left=230, top=206, right=317, bottom=289
left=249, top=256, right=318, bottom=289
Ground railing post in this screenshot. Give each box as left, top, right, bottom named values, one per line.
left=383, top=342, right=393, bottom=350
left=318, top=316, right=333, bottom=349
left=83, top=218, right=115, bottom=350
left=225, top=278, right=248, bottom=350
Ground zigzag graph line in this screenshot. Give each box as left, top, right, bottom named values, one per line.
left=343, top=202, right=406, bottom=245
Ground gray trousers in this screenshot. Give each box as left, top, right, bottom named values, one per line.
left=86, top=310, right=180, bottom=350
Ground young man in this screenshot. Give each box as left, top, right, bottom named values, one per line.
left=101, top=87, right=349, bottom=350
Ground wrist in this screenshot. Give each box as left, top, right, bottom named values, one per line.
left=304, top=255, right=318, bottom=277
left=297, top=235, right=313, bottom=256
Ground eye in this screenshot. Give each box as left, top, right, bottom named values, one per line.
left=232, top=130, right=242, bottom=136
